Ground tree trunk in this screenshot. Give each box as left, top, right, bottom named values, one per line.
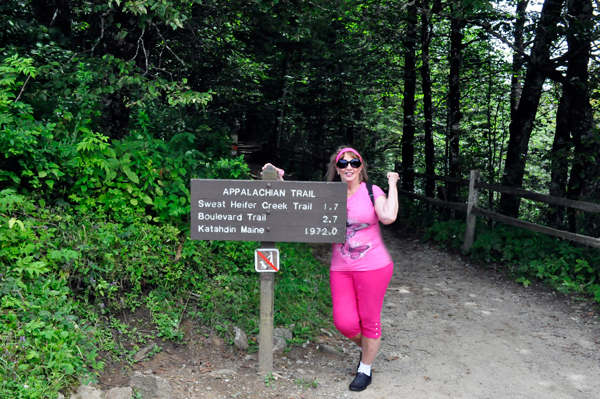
left=498, top=0, right=565, bottom=217
left=421, top=0, right=435, bottom=199
left=547, top=93, right=570, bottom=228
left=564, top=0, right=594, bottom=233
left=401, top=3, right=418, bottom=193
left=32, top=0, right=72, bottom=37
left=510, top=0, right=529, bottom=120
left=95, top=7, right=155, bottom=140
left=447, top=1, right=463, bottom=202
left=271, top=50, right=291, bottom=163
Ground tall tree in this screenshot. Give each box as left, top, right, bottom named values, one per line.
left=548, top=92, right=571, bottom=227
left=421, top=0, right=436, bottom=199
left=510, top=0, right=529, bottom=121
left=401, top=2, right=418, bottom=192
left=563, top=0, right=594, bottom=232
left=271, top=50, right=291, bottom=162
left=499, top=0, right=565, bottom=217
left=446, top=0, right=463, bottom=201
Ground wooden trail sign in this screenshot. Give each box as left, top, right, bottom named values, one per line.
left=191, top=179, right=347, bottom=243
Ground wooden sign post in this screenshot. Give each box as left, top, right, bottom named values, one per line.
left=190, top=167, right=346, bottom=375
left=258, top=165, right=276, bottom=374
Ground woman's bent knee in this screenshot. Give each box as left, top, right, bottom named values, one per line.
left=333, top=318, right=361, bottom=338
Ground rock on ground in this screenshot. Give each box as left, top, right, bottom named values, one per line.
left=133, top=345, right=155, bottom=363
left=129, top=371, right=172, bottom=399
left=273, top=328, right=293, bottom=341
left=69, top=385, right=104, bottom=399
left=233, top=326, right=248, bottom=350
left=104, top=387, right=132, bottom=399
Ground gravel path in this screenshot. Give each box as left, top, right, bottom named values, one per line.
left=100, top=228, right=600, bottom=399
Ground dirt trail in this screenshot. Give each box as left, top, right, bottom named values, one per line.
left=100, top=228, right=600, bottom=399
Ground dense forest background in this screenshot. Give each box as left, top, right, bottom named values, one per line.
left=2, top=0, right=600, bottom=226
left=1, top=0, right=600, bottom=397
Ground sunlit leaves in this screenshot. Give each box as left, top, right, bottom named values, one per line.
left=108, top=0, right=190, bottom=29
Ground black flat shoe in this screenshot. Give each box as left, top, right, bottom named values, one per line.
left=349, top=372, right=372, bottom=391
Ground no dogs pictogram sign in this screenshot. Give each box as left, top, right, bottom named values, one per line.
left=255, top=249, right=280, bottom=272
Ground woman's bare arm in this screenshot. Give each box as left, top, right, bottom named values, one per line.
left=374, top=172, right=399, bottom=225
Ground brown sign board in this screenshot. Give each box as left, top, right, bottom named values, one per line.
left=190, top=179, right=347, bottom=243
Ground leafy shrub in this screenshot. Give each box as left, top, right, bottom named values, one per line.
left=68, top=109, right=250, bottom=227
left=0, top=54, right=62, bottom=190
left=0, top=191, right=102, bottom=398
left=0, top=54, right=247, bottom=229
left=0, top=276, right=102, bottom=399
left=1, top=186, right=334, bottom=368
left=184, top=241, right=333, bottom=341
left=274, top=242, right=332, bottom=337
left=422, top=219, right=465, bottom=249
left=470, top=224, right=556, bottom=264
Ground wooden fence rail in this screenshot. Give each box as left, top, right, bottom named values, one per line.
left=400, top=169, right=600, bottom=250
left=397, top=188, right=467, bottom=213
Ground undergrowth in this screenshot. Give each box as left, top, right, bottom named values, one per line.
left=0, top=187, right=332, bottom=398
left=420, top=212, right=600, bottom=303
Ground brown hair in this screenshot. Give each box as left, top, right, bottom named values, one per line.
left=325, top=145, right=369, bottom=183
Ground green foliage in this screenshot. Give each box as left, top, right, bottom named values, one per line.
left=145, top=290, right=185, bottom=340
left=0, top=55, right=59, bottom=188
left=69, top=124, right=249, bottom=227
left=185, top=241, right=333, bottom=341
left=0, top=190, right=98, bottom=397
left=422, top=219, right=466, bottom=249
left=469, top=224, right=557, bottom=264
left=0, top=269, right=102, bottom=399
left=273, top=243, right=332, bottom=336
left=264, top=372, right=276, bottom=388
left=295, top=378, right=319, bottom=388
left=0, top=54, right=242, bottom=232
left=0, top=183, right=333, bottom=394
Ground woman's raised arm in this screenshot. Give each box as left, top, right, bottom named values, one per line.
left=374, top=172, right=399, bottom=225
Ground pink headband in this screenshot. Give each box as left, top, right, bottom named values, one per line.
left=335, top=148, right=362, bottom=163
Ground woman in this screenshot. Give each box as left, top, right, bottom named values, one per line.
left=263, top=146, right=399, bottom=392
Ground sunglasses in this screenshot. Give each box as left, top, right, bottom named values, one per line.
left=336, top=159, right=362, bottom=169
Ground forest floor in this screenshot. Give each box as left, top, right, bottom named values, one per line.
left=98, top=227, right=600, bottom=399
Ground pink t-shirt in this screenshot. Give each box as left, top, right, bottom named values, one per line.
left=331, top=182, right=392, bottom=271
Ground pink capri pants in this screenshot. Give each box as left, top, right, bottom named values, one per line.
left=330, top=263, right=393, bottom=339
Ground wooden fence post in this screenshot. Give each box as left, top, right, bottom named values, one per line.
left=259, top=165, right=278, bottom=374
left=462, top=169, right=480, bottom=251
